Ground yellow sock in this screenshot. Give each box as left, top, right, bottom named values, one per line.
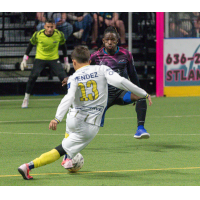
left=65, top=132, right=69, bottom=138
left=33, top=149, right=60, bottom=168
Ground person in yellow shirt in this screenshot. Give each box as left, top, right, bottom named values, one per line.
left=21, top=18, right=70, bottom=108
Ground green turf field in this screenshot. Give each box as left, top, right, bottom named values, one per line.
left=1, top=95, right=200, bottom=186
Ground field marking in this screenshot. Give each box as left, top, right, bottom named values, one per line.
left=0, top=96, right=157, bottom=103
left=0, top=132, right=132, bottom=136
left=1, top=166, right=200, bottom=178
left=1, top=131, right=200, bottom=136
left=0, top=98, right=61, bottom=102
left=0, top=120, right=50, bottom=123
left=1, top=114, right=200, bottom=124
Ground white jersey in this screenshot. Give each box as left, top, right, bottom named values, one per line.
left=55, top=65, right=148, bottom=127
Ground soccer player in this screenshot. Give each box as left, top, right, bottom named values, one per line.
left=90, top=26, right=150, bottom=139
left=18, top=45, right=152, bottom=180
left=21, top=18, right=70, bottom=108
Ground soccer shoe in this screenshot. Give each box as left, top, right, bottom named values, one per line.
left=61, top=158, right=73, bottom=169
left=18, top=164, right=33, bottom=180
left=21, top=98, right=29, bottom=108
left=61, top=154, right=67, bottom=166
left=134, top=126, right=150, bottom=139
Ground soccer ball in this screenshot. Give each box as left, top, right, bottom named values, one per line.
left=67, top=153, right=84, bottom=173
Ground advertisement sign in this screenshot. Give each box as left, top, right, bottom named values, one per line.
left=164, top=38, right=200, bottom=96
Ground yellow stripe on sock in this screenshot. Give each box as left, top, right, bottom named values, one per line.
left=65, top=132, right=69, bottom=138
left=33, top=149, right=60, bottom=168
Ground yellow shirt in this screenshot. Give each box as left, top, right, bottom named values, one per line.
left=30, top=29, right=66, bottom=60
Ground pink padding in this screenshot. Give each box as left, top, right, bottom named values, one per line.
left=156, top=12, right=164, bottom=97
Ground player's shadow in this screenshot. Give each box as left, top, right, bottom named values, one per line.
left=135, top=142, right=199, bottom=152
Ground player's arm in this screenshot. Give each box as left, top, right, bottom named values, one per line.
left=60, top=42, right=69, bottom=86
left=20, top=42, right=34, bottom=71
left=104, top=66, right=152, bottom=105
left=49, top=77, right=77, bottom=130
left=126, top=51, right=140, bottom=86
left=59, top=31, right=70, bottom=73
left=60, top=43, right=70, bottom=73
left=20, top=32, right=37, bottom=71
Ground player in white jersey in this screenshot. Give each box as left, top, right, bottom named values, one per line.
left=18, top=46, right=152, bottom=180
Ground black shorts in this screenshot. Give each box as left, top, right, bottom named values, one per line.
left=107, top=89, right=134, bottom=109
left=107, top=75, right=140, bottom=109
left=30, top=59, right=67, bottom=82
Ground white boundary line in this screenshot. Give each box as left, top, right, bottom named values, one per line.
left=0, top=131, right=200, bottom=136
left=0, top=98, right=61, bottom=102
left=0, top=114, right=200, bottom=124
left=0, top=120, right=50, bottom=123
left=0, top=96, right=157, bottom=102
left=0, top=132, right=132, bottom=136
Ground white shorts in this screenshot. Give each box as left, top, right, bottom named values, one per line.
left=62, top=115, right=99, bottom=158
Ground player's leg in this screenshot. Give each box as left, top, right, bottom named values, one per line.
left=48, top=60, right=67, bottom=81
left=127, top=69, right=149, bottom=139
left=49, top=60, right=68, bottom=93
left=61, top=132, right=70, bottom=165
left=22, top=59, right=45, bottom=108
left=116, top=91, right=149, bottom=139
left=61, top=116, right=99, bottom=169
left=18, top=144, right=66, bottom=180
left=130, top=93, right=149, bottom=139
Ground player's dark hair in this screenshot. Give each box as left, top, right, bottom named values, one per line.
left=103, top=26, right=120, bottom=39
left=45, top=18, right=55, bottom=24
left=71, top=45, right=90, bottom=63
left=98, top=26, right=120, bottom=50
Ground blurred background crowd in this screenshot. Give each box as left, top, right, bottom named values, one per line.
left=0, top=12, right=199, bottom=96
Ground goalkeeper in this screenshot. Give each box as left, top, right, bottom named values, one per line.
left=21, top=18, right=70, bottom=108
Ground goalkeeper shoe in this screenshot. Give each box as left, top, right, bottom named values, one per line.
left=18, top=164, right=33, bottom=180
left=134, top=125, right=150, bottom=139
left=22, top=98, right=29, bottom=108
left=61, top=158, right=73, bottom=169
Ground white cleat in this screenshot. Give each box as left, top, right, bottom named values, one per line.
left=21, top=98, right=29, bottom=108
left=61, top=158, right=73, bottom=169
left=18, top=164, right=33, bottom=180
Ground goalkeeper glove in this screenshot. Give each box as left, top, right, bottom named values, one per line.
left=64, top=57, right=70, bottom=73
left=20, top=55, right=29, bottom=71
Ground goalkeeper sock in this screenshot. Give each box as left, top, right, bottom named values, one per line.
left=136, top=98, right=147, bottom=127
left=25, top=93, right=30, bottom=99
left=31, top=149, right=60, bottom=169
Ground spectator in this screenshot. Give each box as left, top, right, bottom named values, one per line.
left=194, top=16, right=200, bottom=37
left=190, top=12, right=200, bottom=37
left=91, top=12, right=127, bottom=49
left=36, top=12, right=73, bottom=40
left=169, top=12, right=193, bottom=38
left=67, top=12, right=93, bottom=46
